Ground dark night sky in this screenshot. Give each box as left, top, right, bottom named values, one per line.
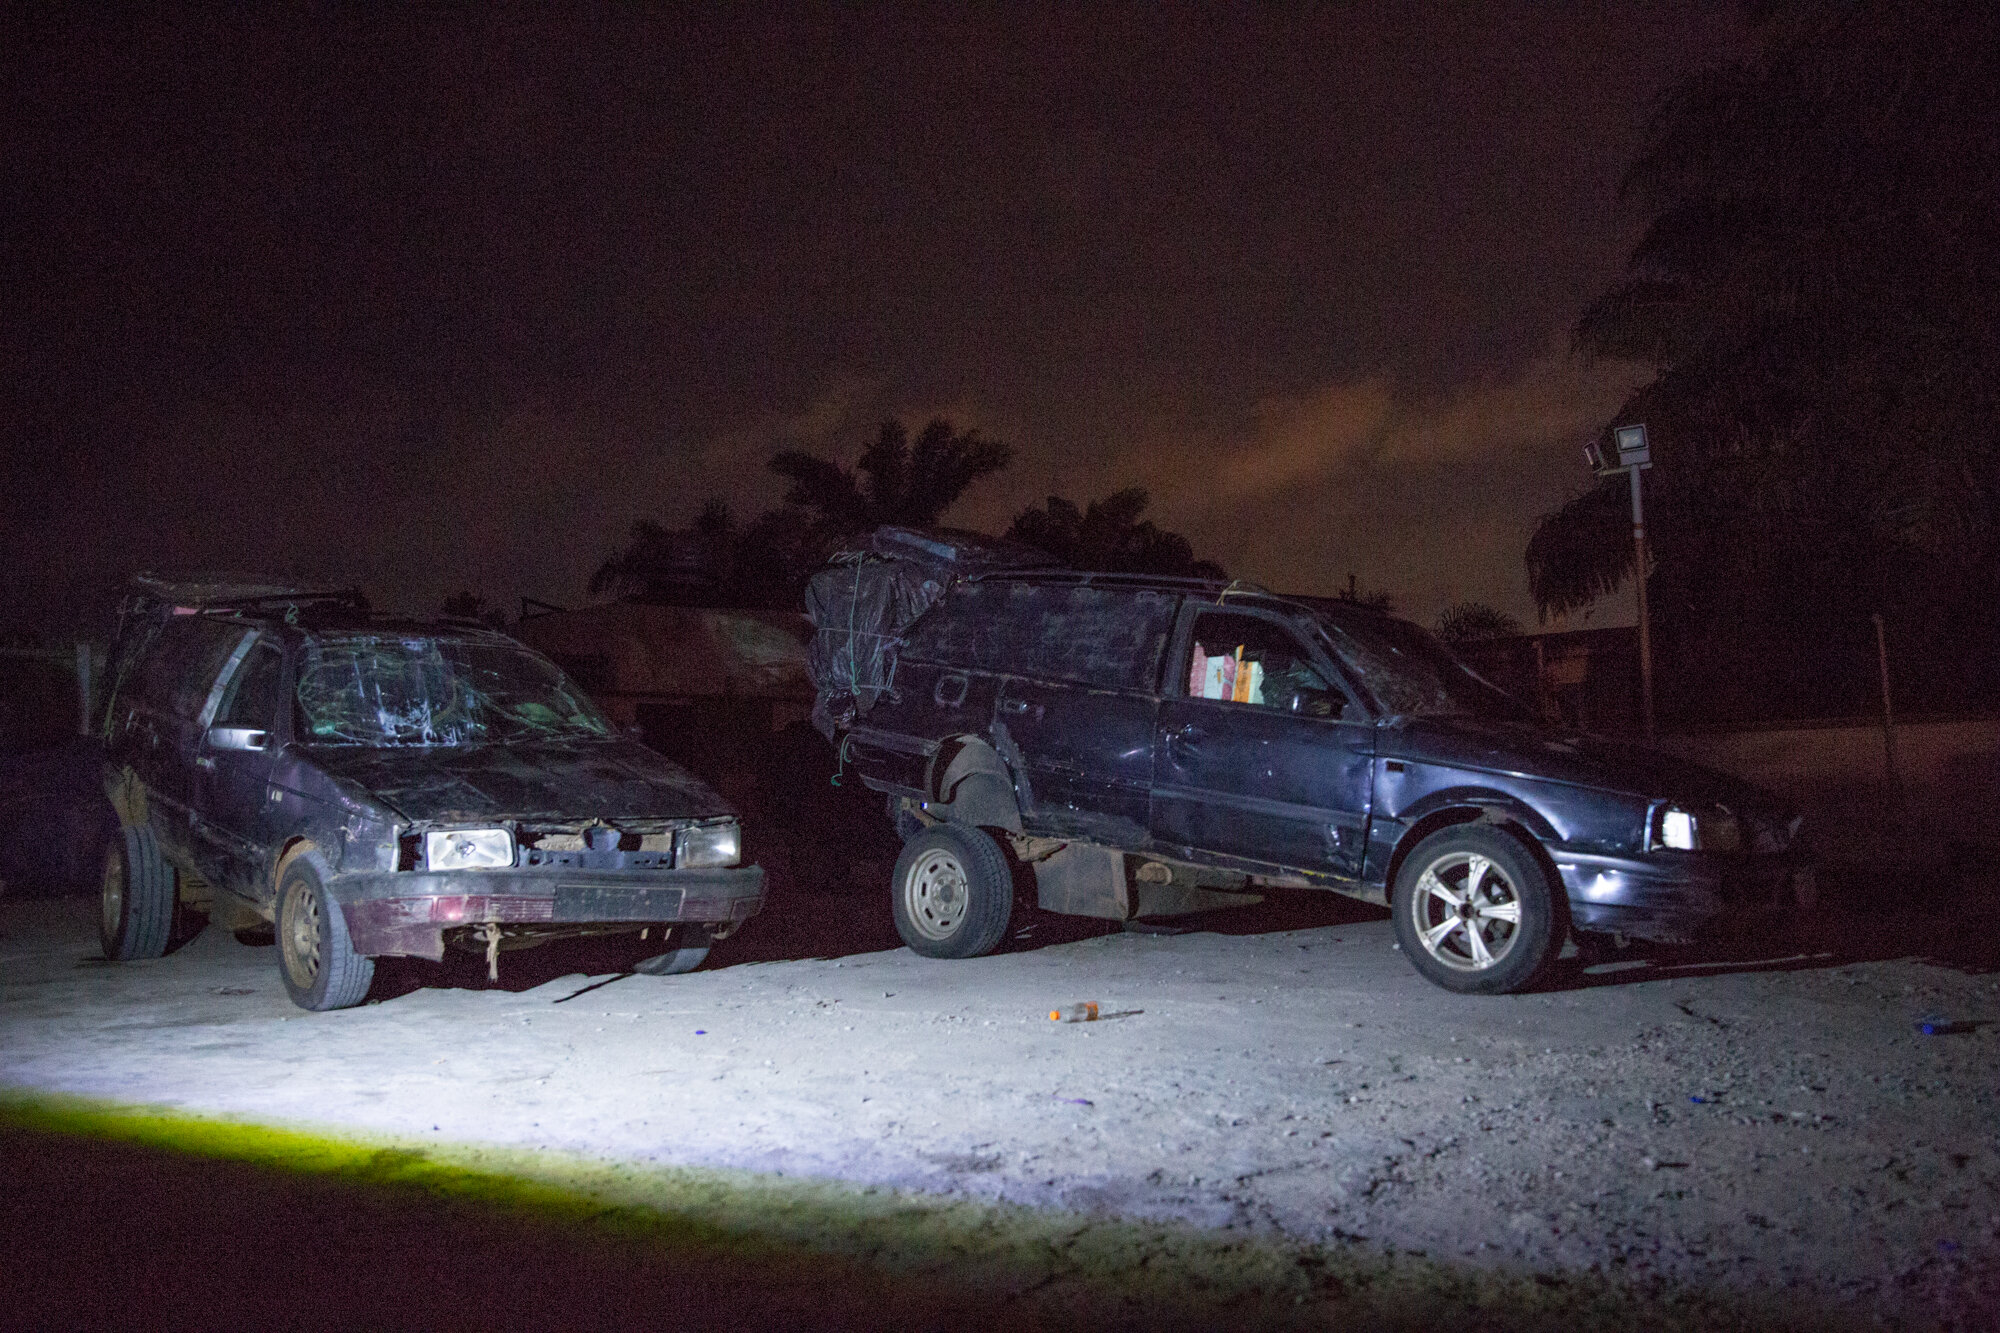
left=1, top=5, right=1745, bottom=633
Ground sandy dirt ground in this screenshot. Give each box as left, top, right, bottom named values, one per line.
left=3, top=881, right=1997, bottom=1329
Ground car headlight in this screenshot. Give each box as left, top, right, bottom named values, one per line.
left=1649, top=804, right=1742, bottom=853
left=675, top=821, right=741, bottom=868
left=424, top=828, right=515, bottom=870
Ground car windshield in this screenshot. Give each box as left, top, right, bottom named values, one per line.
left=294, top=635, right=611, bottom=747
left=1305, top=609, right=1531, bottom=722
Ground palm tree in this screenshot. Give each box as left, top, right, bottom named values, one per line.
left=1006, top=487, right=1224, bottom=578
left=589, top=500, right=743, bottom=606
left=1434, top=602, right=1522, bottom=647
left=1529, top=1, right=2000, bottom=718
left=768, top=418, right=1013, bottom=537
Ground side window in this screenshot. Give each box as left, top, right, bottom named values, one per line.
left=136, top=618, right=247, bottom=719
left=1184, top=611, right=1345, bottom=717
left=176, top=624, right=253, bottom=720
left=135, top=619, right=200, bottom=712
left=901, top=585, right=996, bottom=667
left=214, top=644, right=282, bottom=730
left=903, top=583, right=1175, bottom=691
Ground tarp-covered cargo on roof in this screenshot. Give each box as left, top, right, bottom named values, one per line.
left=802, top=526, right=1052, bottom=737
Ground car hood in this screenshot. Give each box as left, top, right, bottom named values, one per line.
left=1387, top=716, right=1786, bottom=813
left=307, top=738, right=732, bottom=825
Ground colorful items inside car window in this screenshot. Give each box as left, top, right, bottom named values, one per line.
left=1187, top=614, right=1326, bottom=708
left=1188, top=644, right=1264, bottom=704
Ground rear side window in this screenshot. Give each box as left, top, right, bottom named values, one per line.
left=136, top=618, right=251, bottom=719
left=902, top=582, right=1175, bottom=692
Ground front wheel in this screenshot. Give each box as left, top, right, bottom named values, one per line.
left=633, top=925, right=712, bottom=976
left=890, top=824, right=1012, bottom=959
left=275, top=856, right=374, bottom=1011
left=1391, top=824, right=1563, bottom=995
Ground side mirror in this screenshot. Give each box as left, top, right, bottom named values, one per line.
left=208, top=726, right=269, bottom=752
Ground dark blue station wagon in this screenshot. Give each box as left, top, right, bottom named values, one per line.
left=833, top=570, right=1811, bottom=994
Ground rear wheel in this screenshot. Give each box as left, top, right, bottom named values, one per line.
left=275, top=856, right=374, bottom=1011
left=891, top=824, right=1012, bottom=959
left=100, top=826, right=174, bottom=962
left=1391, top=824, right=1562, bottom=995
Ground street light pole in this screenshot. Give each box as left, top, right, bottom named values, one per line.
left=1628, top=457, right=1654, bottom=740
left=1586, top=424, right=1656, bottom=740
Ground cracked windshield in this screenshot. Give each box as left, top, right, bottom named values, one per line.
left=1309, top=609, right=1531, bottom=723
left=294, top=636, right=609, bottom=747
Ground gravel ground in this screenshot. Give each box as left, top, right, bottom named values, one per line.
left=3, top=884, right=1997, bottom=1329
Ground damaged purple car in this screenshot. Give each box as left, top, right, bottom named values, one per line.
left=98, top=578, right=763, bottom=1010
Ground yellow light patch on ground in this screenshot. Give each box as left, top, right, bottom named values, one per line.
left=0, top=1089, right=1806, bottom=1331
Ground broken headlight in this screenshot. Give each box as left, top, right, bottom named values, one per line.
left=674, top=821, right=741, bottom=868
left=1649, top=804, right=1742, bottom=854
left=424, top=828, right=515, bottom=870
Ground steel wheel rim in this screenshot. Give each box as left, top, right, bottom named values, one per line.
left=281, top=884, right=322, bottom=988
left=903, top=847, right=970, bottom=941
left=1408, top=851, right=1523, bottom=972
left=101, top=844, right=125, bottom=944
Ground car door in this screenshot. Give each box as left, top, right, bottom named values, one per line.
left=1151, top=605, right=1375, bottom=879
left=990, top=585, right=1175, bottom=843
left=191, top=635, right=286, bottom=894
left=117, top=616, right=250, bottom=865
left=850, top=584, right=1007, bottom=794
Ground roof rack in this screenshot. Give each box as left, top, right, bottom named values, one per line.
left=965, top=568, right=1269, bottom=595
left=963, top=569, right=1396, bottom=618
left=126, top=573, right=366, bottom=614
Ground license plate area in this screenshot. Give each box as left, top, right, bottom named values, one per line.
left=552, top=884, right=684, bottom=923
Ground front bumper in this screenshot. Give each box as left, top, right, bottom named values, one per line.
left=1558, top=849, right=1812, bottom=944
left=333, top=866, right=765, bottom=960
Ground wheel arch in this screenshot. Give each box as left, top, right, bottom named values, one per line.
left=1383, top=795, right=1565, bottom=918
left=924, top=735, right=1023, bottom=833
left=268, top=837, right=323, bottom=901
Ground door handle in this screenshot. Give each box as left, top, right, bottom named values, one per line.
left=1000, top=698, right=1031, bottom=714
left=195, top=756, right=215, bottom=770
left=1164, top=722, right=1204, bottom=758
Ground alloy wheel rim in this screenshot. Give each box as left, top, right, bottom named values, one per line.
left=904, top=848, right=970, bottom=941
left=1410, top=851, right=1522, bottom=972
left=282, top=887, right=322, bottom=987
left=101, top=846, right=125, bottom=944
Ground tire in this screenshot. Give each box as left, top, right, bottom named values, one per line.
left=633, top=925, right=712, bottom=976
left=275, top=856, right=374, bottom=1011
left=1391, top=824, right=1563, bottom=995
left=100, top=825, right=175, bottom=961
left=890, top=823, right=1012, bottom=959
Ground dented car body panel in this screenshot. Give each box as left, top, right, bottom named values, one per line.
left=836, top=570, right=1810, bottom=944
left=309, top=739, right=725, bottom=826
left=100, top=584, right=763, bottom=961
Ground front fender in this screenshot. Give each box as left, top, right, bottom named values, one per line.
left=1386, top=785, right=1563, bottom=844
